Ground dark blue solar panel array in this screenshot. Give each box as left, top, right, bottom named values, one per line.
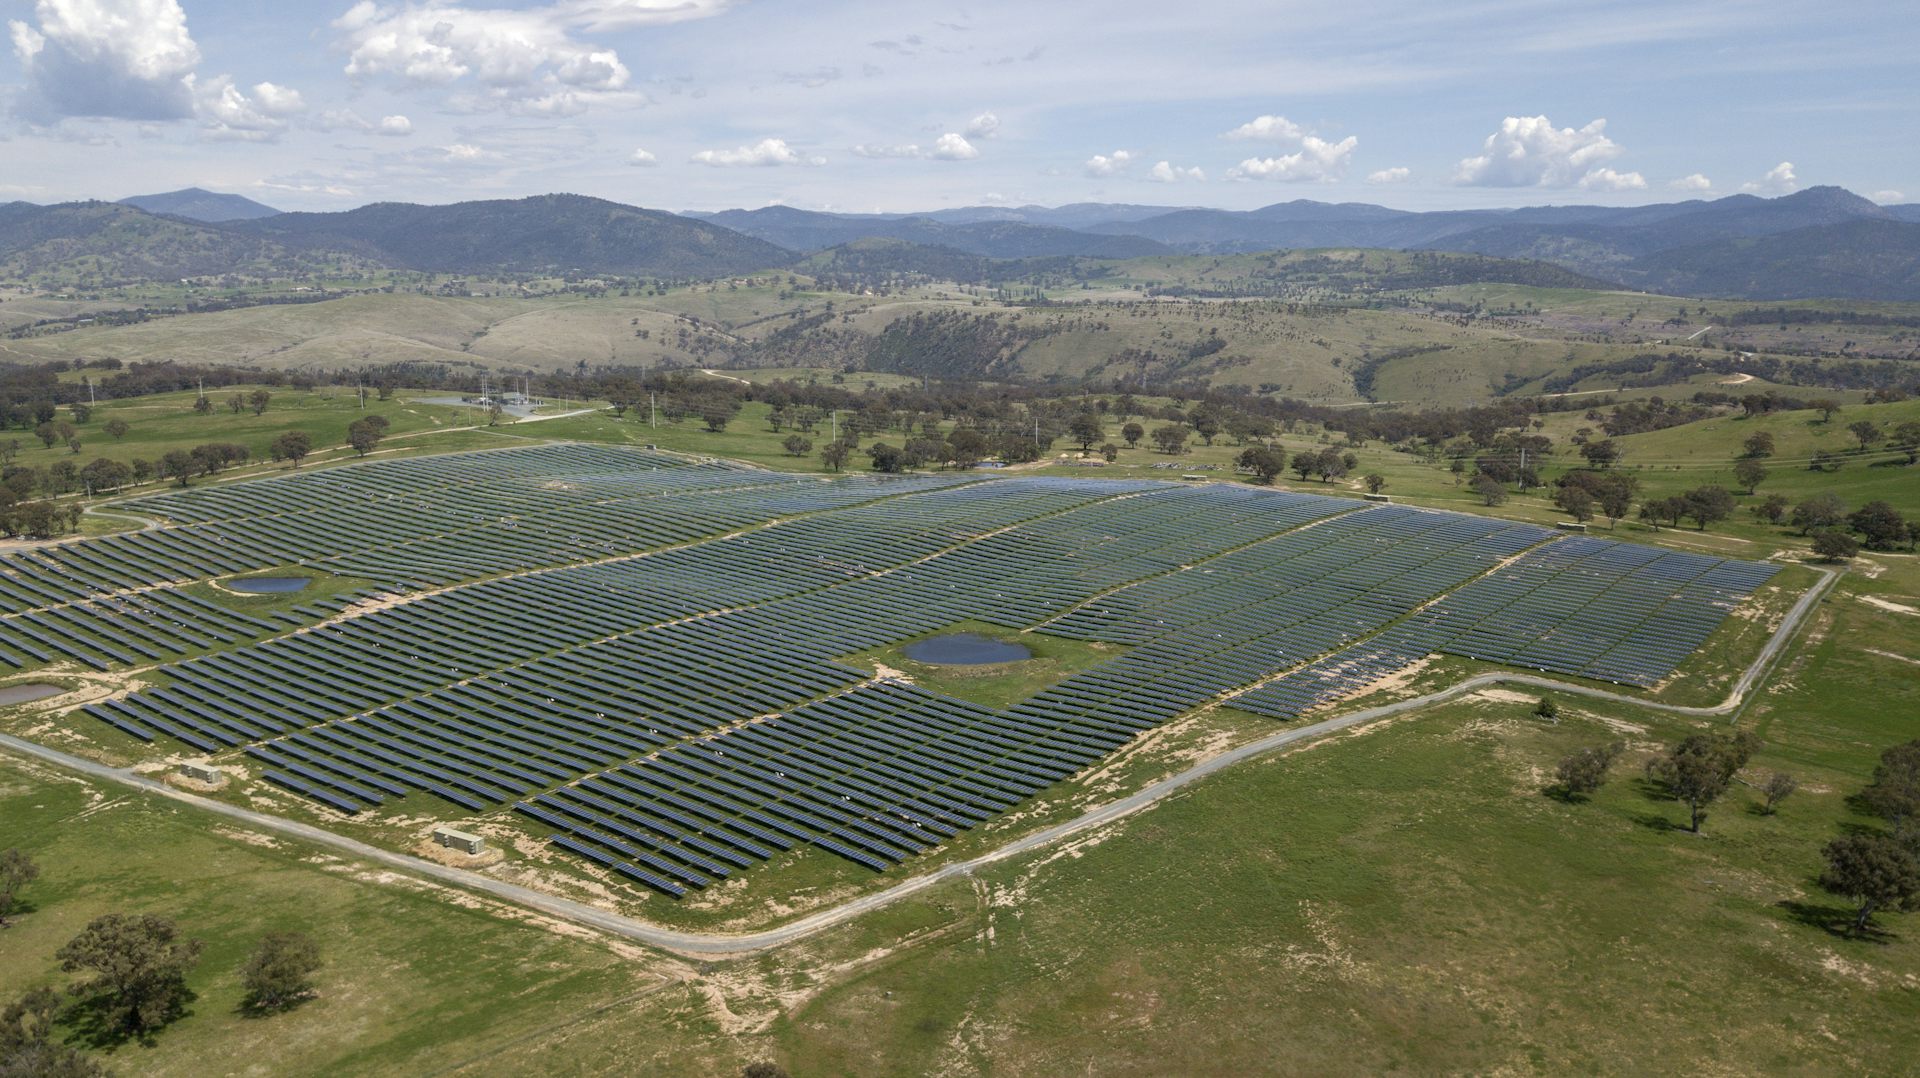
left=42, top=445, right=1785, bottom=896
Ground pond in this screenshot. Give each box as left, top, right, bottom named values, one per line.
left=0, top=683, right=64, bottom=706
left=902, top=633, right=1032, bottom=665
left=227, top=576, right=311, bottom=594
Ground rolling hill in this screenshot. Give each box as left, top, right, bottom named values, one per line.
left=119, top=187, right=282, bottom=223
left=234, top=194, right=793, bottom=278
left=699, top=206, right=1169, bottom=258
left=0, top=201, right=364, bottom=283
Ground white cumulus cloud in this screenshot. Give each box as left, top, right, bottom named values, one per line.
left=628, top=146, right=657, bottom=166
left=329, top=0, right=732, bottom=115
left=1872, top=189, right=1906, bottom=204
left=1224, top=114, right=1304, bottom=141
left=1148, top=160, right=1204, bottom=183
left=1578, top=167, right=1646, bottom=192
left=316, top=109, right=413, bottom=136
left=1084, top=149, right=1134, bottom=177
left=195, top=76, right=307, bottom=141
left=1741, top=161, right=1798, bottom=194
left=1226, top=134, right=1357, bottom=182
left=333, top=0, right=734, bottom=115
left=964, top=111, right=999, bottom=139
left=1367, top=166, right=1411, bottom=184
left=852, top=133, right=978, bottom=161
left=692, top=137, right=823, bottom=167
left=556, top=0, right=737, bottom=32
left=930, top=132, right=977, bottom=160
left=1671, top=173, right=1713, bottom=193
left=1454, top=115, right=1627, bottom=188
left=9, top=0, right=201, bottom=121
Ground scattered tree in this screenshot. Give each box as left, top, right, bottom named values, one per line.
left=271, top=431, right=312, bottom=469
left=1100, top=442, right=1119, bottom=463
left=1733, top=457, right=1767, bottom=495
left=1150, top=425, right=1188, bottom=455
left=1, top=986, right=106, bottom=1077
left=1741, top=431, right=1775, bottom=459
left=1819, top=832, right=1920, bottom=937
left=1313, top=447, right=1349, bottom=483
left=1790, top=493, right=1847, bottom=534
left=1848, top=501, right=1912, bottom=551
left=1552, top=484, right=1595, bottom=524
left=1579, top=439, right=1622, bottom=469
left=247, top=389, right=272, bottom=416
left=240, top=931, right=322, bottom=1014
left=819, top=441, right=850, bottom=472
left=55, top=913, right=202, bottom=1038
left=1647, top=730, right=1760, bottom=833
left=1680, top=485, right=1736, bottom=530
left=1067, top=412, right=1104, bottom=452
left=1892, top=421, right=1920, bottom=465
left=1847, top=419, right=1882, bottom=452
left=1363, top=473, right=1387, bottom=495
left=1237, top=446, right=1286, bottom=484
left=1760, top=771, right=1798, bottom=814
left=1120, top=422, right=1144, bottom=449
left=1861, top=740, right=1920, bottom=824
left=0, top=849, right=37, bottom=926
left=1471, top=475, right=1507, bottom=506
left=1534, top=697, right=1559, bottom=722
left=1811, top=529, right=1859, bottom=562
left=1751, top=492, right=1790, bottom=524
left=1554, top=742, right=1625, bottom=800
left=160, top=449, right=197, bottom=487
left=781, top=434, right=812, bottom=457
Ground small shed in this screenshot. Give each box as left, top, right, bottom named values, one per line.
left=178, top=761, right=223, bottom=784
left=1555, top=521, right=1589, bottom=532
left=433, top=826, right=486, bottom=855
left=1363, top=493, right=1394, bottom=503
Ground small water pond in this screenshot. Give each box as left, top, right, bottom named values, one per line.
left=227, top=576, right=311, bottom=594
left=0, top=683, right=64, bottom=706
left=902, top=633, right=1032, bottom=665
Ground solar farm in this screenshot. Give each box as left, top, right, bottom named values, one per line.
left=2, top=444, right=1781, bottom=901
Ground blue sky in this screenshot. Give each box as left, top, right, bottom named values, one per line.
left=2, top=0, right=1914, bottom=213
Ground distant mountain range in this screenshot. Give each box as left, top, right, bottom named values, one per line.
left=698, top=206, right=1171, bottom=259
left=119, top=187, right=282, bottom=223
left=232, top=194, right=789, bottom=278
left=2, top=185, right=1916, bottom=301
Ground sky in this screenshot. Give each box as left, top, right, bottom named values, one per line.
left=1, top=0, right=1915, bottom=214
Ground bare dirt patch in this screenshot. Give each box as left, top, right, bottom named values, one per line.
left=1860, top=596, right=1919, bottom=616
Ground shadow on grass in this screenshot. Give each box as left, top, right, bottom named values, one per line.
left=61, top=988, right=196, bottom=1051
left=0, top=897, right=40, bottom=922
left=1631, top=812, right=1679, bottom=832
left=1777, top=900, right=1900, bottom=944
left=1632, top=776, right=1676, bottom=804
left=236, top=991, right=317, bottom=1019
left=1541, top=784, right=1587, bottom=804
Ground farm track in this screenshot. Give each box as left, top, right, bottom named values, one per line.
left=0, top=568, right=1837, bottom=959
